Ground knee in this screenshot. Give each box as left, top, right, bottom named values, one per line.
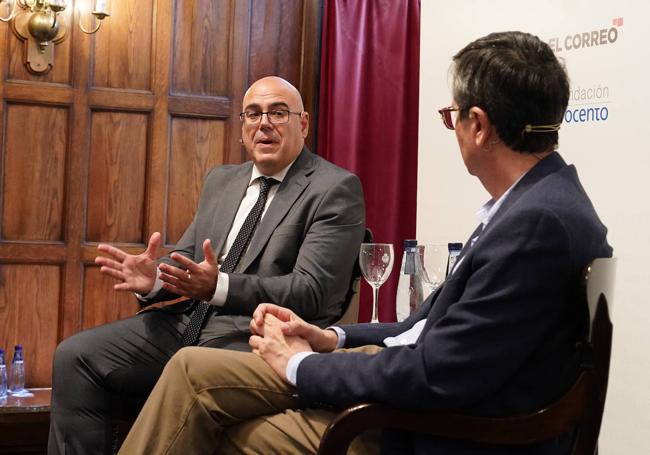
left=53, top=333, right=91, bottom=371
left=166, top=347, right=203, bottom=373
left=160, top=347, right=204, bottom=389
left=164, top=347, right=234, bottom=391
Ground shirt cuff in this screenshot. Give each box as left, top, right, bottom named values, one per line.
left=328, top=326, right=346, bottom=348
left=135, top=267, right=163, bottom=301
left=207, top=271, right=229, bottom=307
left=286, top=351, right=318, bottom=386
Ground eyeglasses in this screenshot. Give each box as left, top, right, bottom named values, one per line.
left=438, top=106, right=461, bottom=130
left=239, top=109, right=302, bottom=125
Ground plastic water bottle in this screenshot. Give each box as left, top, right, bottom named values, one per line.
left=395, top=239, right=425, bottom=322
left=446, top=242, right=463, bottom=276
left=0, top=349, right=7, bottom=399
left=9, top=345, right=25, bottom=394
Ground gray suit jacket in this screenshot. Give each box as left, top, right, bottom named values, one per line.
left=151, top=148, right=366, bottom=327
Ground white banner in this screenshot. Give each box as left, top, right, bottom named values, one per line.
left=418, top=1, right=650, bottom=452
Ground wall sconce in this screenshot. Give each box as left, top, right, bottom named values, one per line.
left=0, top=0, right=110, bottom=74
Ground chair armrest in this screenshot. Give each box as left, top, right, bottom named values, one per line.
left=318, top=372, right=591, bottom=455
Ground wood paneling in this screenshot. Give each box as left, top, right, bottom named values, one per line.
left=82, top=266, right=140, bottom=330
left=0, top=0, right=322, bottom=387
left=167, top=117, right=225, bottom=243
left=3, top=82, right=74, bottom=105
left=0, top=264, right=61, bottom=387
left=92, top=0, right=153, bottom=90
left=249, top=0, right=305, bottom=84
left=86, top=111, right=148, bottom=243
left=2, top=104, right=68, bottom=242
left=172, top=0, right=231, bottom=96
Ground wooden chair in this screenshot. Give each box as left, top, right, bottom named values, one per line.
left=335, top=228, right=373, bottom=325
left=318, top=257, right=616, bottom=455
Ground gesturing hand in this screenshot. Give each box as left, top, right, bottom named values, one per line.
left=249, top=313, right=313, bottom=382
left=158, top=238, right=219, bottom=301
left=95, top=232, right=161, bottom=295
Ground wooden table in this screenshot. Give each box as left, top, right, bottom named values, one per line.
left=0, top=388, right=51, bottom=454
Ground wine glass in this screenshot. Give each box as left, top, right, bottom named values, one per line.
left=359, top=243, right=394, bottom=323
left=420, top=244, right=447, bottom=296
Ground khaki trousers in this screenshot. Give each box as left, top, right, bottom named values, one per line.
left=118, top=346, right=381, bottom=455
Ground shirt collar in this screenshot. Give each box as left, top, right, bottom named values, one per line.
left=250, top=158, right=296, bottom=186
left=476, top=172, right=526, bottom=228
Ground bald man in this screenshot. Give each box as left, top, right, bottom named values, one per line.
left=48, top=76, right=366, bottom=455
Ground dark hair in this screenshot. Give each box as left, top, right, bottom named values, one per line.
left=451, top=31, right=569, bottom=154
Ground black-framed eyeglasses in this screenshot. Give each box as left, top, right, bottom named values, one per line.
left=239, top=109, right=302, bottom=125
left=438, top=106, right=461, bottom=130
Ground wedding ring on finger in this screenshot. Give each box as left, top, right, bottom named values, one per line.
left=187, top=272, right=192, bottom=280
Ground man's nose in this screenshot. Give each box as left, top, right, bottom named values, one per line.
left=259, top=112, right=274, bottom=128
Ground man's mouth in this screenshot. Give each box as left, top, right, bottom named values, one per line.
left=256, top=138, right=276, bottom=146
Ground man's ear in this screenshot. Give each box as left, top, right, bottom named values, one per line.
left=467, top=106, right=494, bottom=148
left=301, top=112, right=310, bottom=138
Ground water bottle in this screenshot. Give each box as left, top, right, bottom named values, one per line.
left=395, top=239, right=425, bottom=322
left=9, top=345, right=25, bottom=394
left=0, top=349, right=7, bottom=399
left=446, top=242, right=463, bottom=276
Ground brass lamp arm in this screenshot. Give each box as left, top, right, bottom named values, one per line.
left=17, top=0, right=38, bottom=10
left=0, top=0, right=18, bottom=22
left=78, top=11, right=109, bottom=34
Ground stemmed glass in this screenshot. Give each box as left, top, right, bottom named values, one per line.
left=420, top=244, right=447, bottom=297
left=359, top=243, right=394, bottom=323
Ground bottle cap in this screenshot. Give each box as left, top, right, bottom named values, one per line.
left=448, top=242, right=463, bottom=251
left=403, top=239, right=417, bottom=248
left=13, top=345, right=23, bottom=362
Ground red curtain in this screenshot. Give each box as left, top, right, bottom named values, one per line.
left=317, top=0, right=421, bottom=322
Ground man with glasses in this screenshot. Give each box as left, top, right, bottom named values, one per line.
left=48, top=76, right=366, bottom=455
left=118, top=32, right=612, bottom=455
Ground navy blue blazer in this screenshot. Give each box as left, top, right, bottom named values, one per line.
left=297, top=153, right=612, bottom=454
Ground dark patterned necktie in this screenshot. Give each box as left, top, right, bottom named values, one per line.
left=181, top=176, right=279, bottom=346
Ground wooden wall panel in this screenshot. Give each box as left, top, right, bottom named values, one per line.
left=167, top=117, right=225, bottom=243
left=82, top=266, right=140, bottom=330
left=86, top=111, right=148, bottom=243
left=92, top=0, right=153, bottom=90
left=0, top=264, right=61, bottom=387
left=0, top=0, right=322, bottom=390
left=2, top=104, right=68, bottom=241
left=249, top=0, right=305, bottom=84
left=172, top=0, right=231, bottom=96
left=6, top=8, right=73, bottom=84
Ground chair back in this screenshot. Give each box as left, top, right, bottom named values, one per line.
left=318, top=257, right=617, bottom=455
left=571, top=257, right=616, bottom=454
left=335, top=228, right=372, bottom=325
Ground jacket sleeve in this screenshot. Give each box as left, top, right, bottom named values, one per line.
left=296, top=208, right=576, bottom=411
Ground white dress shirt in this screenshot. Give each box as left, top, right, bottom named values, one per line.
left=139, top=160, right=295, bottom=303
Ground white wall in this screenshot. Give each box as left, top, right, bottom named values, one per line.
left=418, top=1, right=650, bottom=452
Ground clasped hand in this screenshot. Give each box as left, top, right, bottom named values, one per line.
left=249, top=304, right=339, bottom=382
left=95, top=232, right=219, bottom=301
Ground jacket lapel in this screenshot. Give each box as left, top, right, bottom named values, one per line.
left=238, top=148, right=316, bottom=272
left=210, top=162, right=253, bottom=257
left=417, top=152, right=568, bottom=339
